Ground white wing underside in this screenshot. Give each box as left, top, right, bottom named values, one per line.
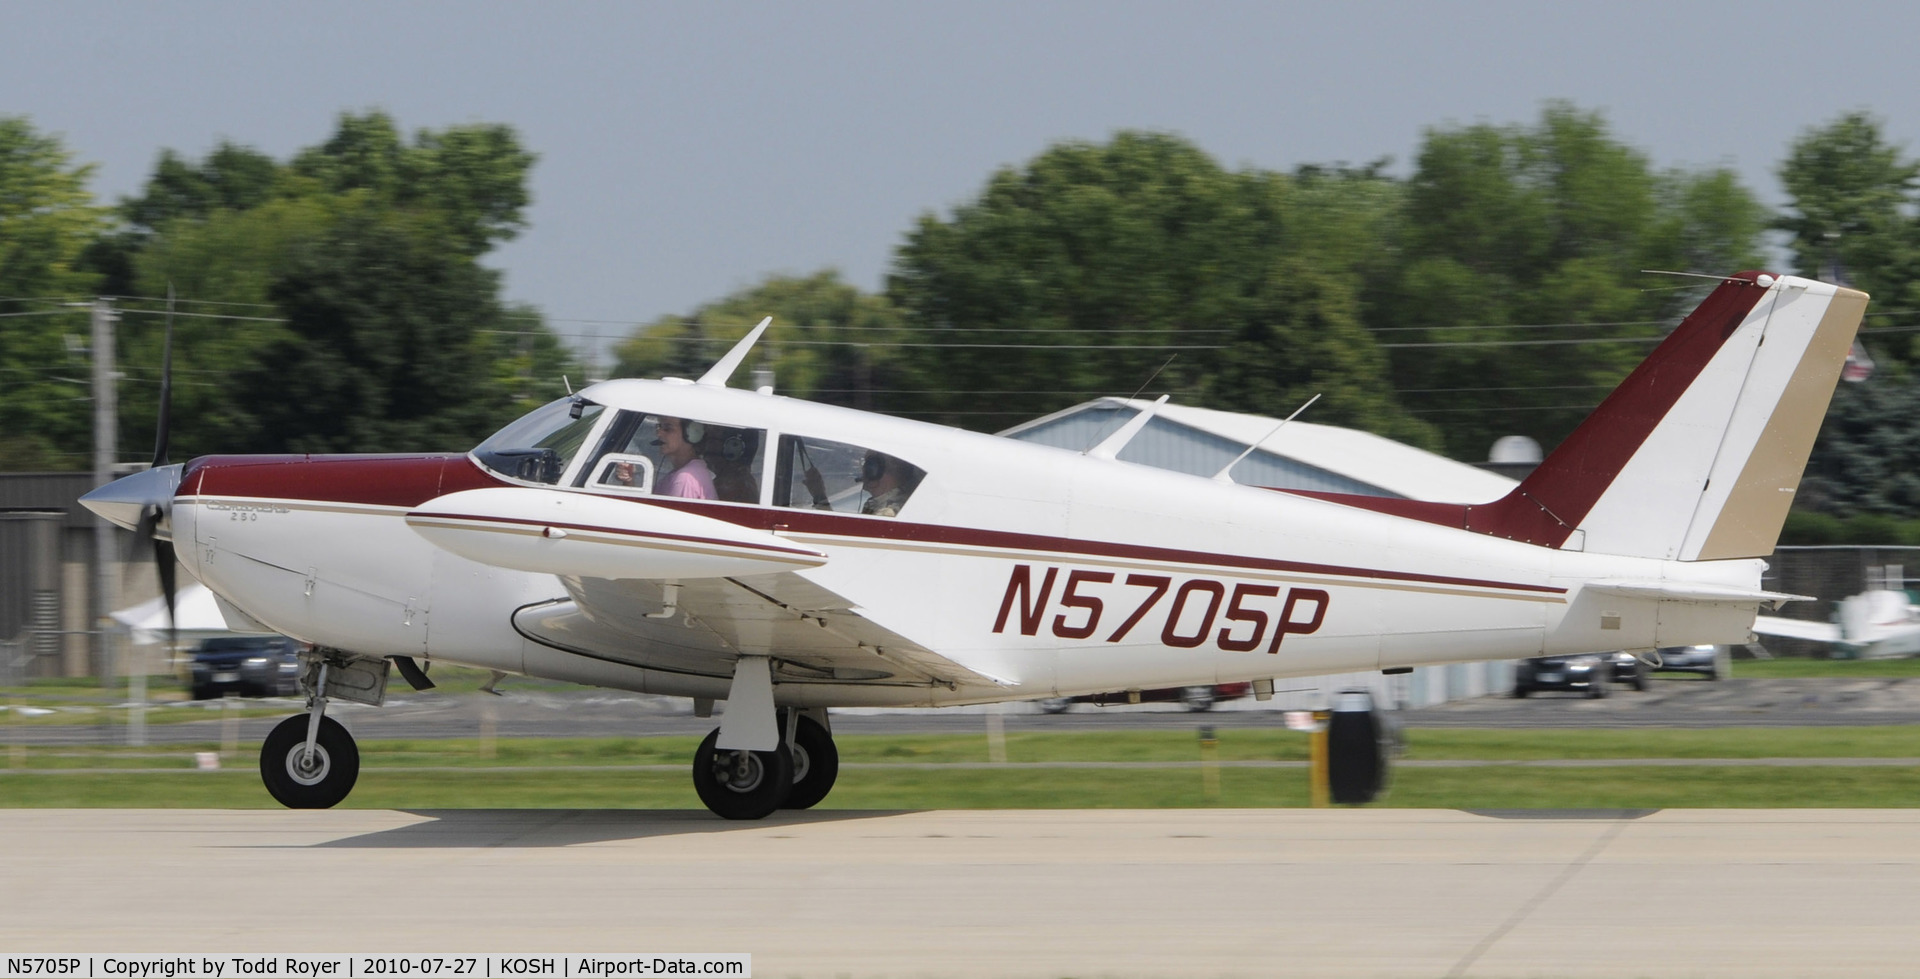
left=512, top=571, right=1003, bottom=690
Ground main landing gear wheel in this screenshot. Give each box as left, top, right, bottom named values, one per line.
left=260, top=714, right=360, bottom=809
left=781, top=714, right=840, bottom=810
left=693, top=729, right=793, bottom=820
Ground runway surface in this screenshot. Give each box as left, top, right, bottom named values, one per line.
left=3, top=808, right=1918, bottom=978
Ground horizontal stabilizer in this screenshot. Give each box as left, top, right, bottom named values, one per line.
left=1752, top=616, right=1843, bottom=643
left=1583, top=579, right=1811, bottom=610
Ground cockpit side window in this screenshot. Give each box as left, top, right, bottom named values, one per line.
left=472, top=397, right=605, bottom=485
left=774, top=435, right=924, bottom=518
left=577, top=410, right=765, bottom=504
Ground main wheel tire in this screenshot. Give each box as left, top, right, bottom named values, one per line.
left=1511, top=684, right=1529, bottom=698
left=1587, top=678, right=1609, bottom=699
left=692, top=729, right=793, bottom=820
left=1632, top=667, right=1650, bottom=692
left=260, top=714, right=359, bottom=809
left=781, top=715, right=840, bottom=810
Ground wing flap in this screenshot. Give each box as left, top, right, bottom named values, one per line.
left=514, top=571, right=1004, bottom=691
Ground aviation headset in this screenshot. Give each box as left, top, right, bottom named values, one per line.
left=861, top=452, right=888, bottom=482
left=683, top=420, right=705, bottom=443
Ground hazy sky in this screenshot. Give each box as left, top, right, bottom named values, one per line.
left=6, top=1, right=1916, bottom=361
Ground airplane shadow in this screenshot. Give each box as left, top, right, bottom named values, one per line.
left=311, top=808, right=923, bottom=848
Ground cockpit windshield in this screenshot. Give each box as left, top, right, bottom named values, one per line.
left=471, top=397, right=605, bottom=485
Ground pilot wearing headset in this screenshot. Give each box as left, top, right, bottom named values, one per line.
left=859, top=451, right=914, bottom=517
left=653, top=417, right=716, bottom=499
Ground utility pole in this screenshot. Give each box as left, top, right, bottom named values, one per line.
left=90, top=298, right=117, bottom=687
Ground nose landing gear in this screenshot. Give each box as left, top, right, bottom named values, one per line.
left=260, top=653, right=381, bottom=809
left=260, top=714, right=359, bottom=808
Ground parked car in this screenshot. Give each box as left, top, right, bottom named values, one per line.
left=1608, top=651, right=1651, bottom=691
left=1513, top=654, right=1616, bottom=698
left=188, top=635, right=302, bottom=699
left=1652, top=643, right=1726, bottom=680
left=1038, top=682, right=1253, bottom=713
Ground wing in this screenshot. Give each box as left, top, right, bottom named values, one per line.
left=407, top=487, right=1006, bottom=691
left=513, top=572, right=1005, bottom=691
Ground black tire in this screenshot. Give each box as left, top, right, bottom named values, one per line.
left=693, top=729, right=793, bottom=820
left=781, top=715, right=839, bottom=810
left=1587, top=677, right=1609, bottom=699
left=259, top=714, right=359, bottom=809
left=1511, top=684, right=1529, bottom=699
left=190, top=685, right=213, bottom=701
left=1632, top=664, right=1650, bottom=692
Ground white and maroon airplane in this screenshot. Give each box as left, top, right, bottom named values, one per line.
left=84, top=271, right=1866, bottom=818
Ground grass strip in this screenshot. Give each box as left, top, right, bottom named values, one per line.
left=2, top=764, right=1917, bottom=809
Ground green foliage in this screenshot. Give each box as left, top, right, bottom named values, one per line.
left=1778, top=111, right=1920, bottom=354
left=239, top=210, right=550, bottom=453
left=886, top=131, right=1433, bottom=441
left=1374, top=102, right=1770, bottom=459
left=612, top=270, right=914, bottom=409
left=99, top=112, right=566, bottom=459
left=1799, top=370, right=1920, bottom=516
left=0, top=117, right=107, bottom=470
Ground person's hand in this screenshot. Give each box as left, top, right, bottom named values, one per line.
left=613, top=461, right=635, bottom=485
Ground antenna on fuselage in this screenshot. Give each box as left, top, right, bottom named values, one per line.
left=1086, top=394, right=1170, bottom=461
left=698, top=316, right=774, bottom=387
left=1211, top=393, right=1320, bottom=483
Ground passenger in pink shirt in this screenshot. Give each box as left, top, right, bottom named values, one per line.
left=653, top=417, right=716, bottom=499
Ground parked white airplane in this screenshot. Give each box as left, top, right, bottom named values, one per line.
left=84, top=271, right=1866, bottom=818
left=1755, top=588, right=1920, bottom=659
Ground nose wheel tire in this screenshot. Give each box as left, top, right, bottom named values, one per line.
left=260, top=714, right=359, bottom=809
left=692, top=729, right=793, bottom=820
left=781, top=714, right=840, bottom=810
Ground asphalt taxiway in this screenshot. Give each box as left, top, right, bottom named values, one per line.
left=2, top=808, right=1917, bottom=978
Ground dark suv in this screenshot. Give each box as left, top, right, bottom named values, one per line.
left=188, top=635, right=302, bottom=699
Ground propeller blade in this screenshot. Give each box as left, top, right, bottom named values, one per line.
left=155, top=537, right=177, bottom=649
left=152, top=283, right=175, bottom=469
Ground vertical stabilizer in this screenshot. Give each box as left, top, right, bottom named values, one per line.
left=1466, top=272, right=1867, bottom=561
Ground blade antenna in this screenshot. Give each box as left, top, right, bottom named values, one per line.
left=698, top=317, right=773, bottom=387
left=1084, top=354, right=1180, bottom=449
left=1212, top=393, right=1320, bottom=483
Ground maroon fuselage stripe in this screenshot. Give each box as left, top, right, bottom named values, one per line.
left=180, top=453, right=1564, bottom=596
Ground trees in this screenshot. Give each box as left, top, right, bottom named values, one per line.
left=1778, top=112, right=1920, bottom=363
left=886, top=131, right=1431, bottom=442
left=103, top=111, right=569, bottom=459
left=612, top=270, right=914, bottom=410
left=1372, top=103, right=1770, bottom=460
left=0, top=117, right=107, bottom=469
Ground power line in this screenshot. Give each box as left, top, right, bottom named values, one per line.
left=116, top=308, right=285, bottom=324
left=1380, top=336, right=1664, bottom=349
left=1370, top=319, right=1665, bottom=334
